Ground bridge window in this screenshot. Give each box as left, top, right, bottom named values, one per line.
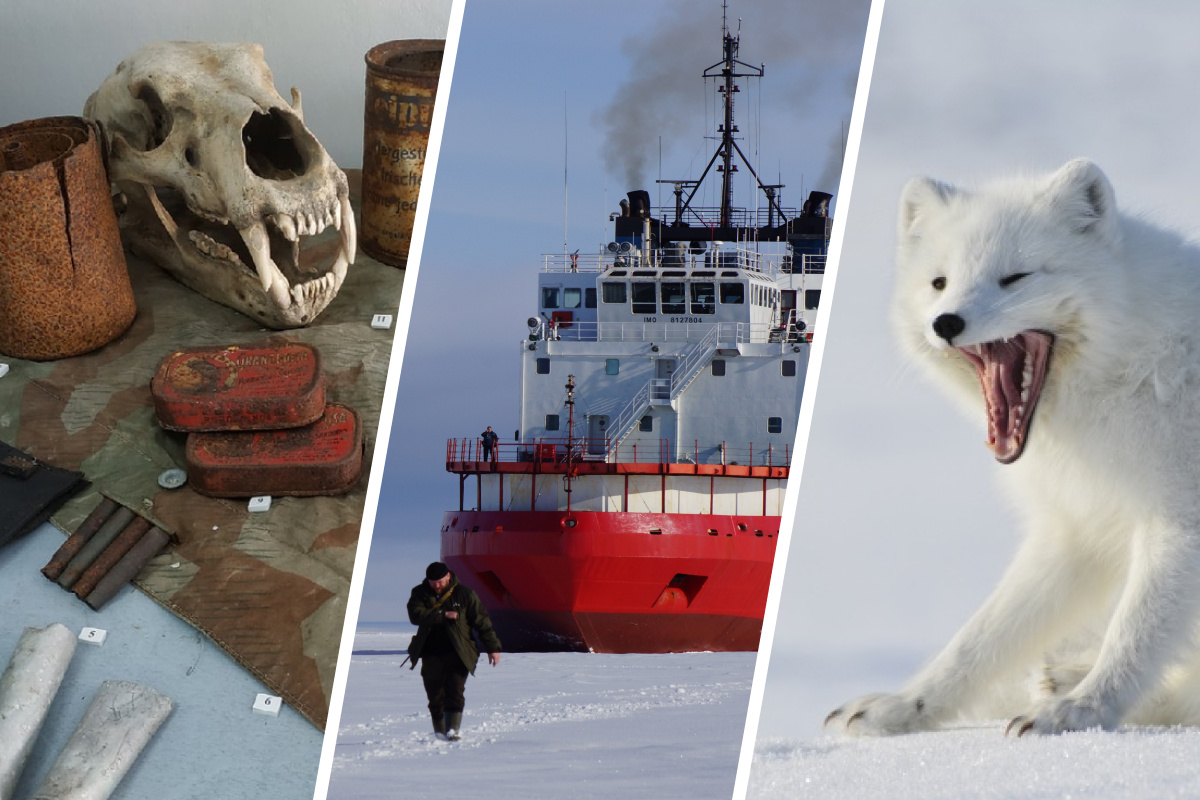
left=602, top=281, right=627, bottom=303
left=585, top=288, right=596, bottom=308
left=768, top=416, right=783, bottom=434
left=711, top=359, right=726, bottom=377
left=542, top=287, right=559, bottom=309
left=690, top=282, right=715, bottom=314
left=605, top=359, right=619, bottom=375
left=632, top=282, right=656, bottom=314
left=782, top=360, right=797, bottom=377
left=564, top=287, right=582, bottom=309
left=639, top=415, right=653, bottom=432
left=536, top=358, right=550, bottom=374
left=546, top=414, right=560, bottom=431
left=805, top=289, right=821, bottom=310
left=720, top=282, right=744, bottom=304
left=661, top=282, right=686, bottom=314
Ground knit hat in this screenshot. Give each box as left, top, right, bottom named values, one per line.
left=425, top=561, right=450, bottom=581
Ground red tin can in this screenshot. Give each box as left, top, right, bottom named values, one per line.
left=185, top=404, right=363, bottom=497
left=151, top=342, right=325, bottom=432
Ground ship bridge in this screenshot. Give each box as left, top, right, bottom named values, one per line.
left=534, top=241, right=824, bottom=341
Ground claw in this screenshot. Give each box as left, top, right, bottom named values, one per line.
left=847, top=709, right=867, bottom=727
left=823, top=708, right=844, bottom=728
left=1005, top=716, right=1034, bottom=737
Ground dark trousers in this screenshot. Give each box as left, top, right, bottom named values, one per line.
left=420, top=651, right=469, bottom=716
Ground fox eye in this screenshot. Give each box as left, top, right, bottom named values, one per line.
left=931, top=277, right=946, bottom=291
left=999, top=271, right=1031, bottom=288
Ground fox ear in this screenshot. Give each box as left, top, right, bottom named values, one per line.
left=1042, top=158, right=1117, bottom=239
left=897, top=177, right=956, bottom=242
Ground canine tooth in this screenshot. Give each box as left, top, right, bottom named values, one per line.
left=239, top=221, right=292, bottom=309
left=340, top=195, right=357, bottom=263
left=278, top=214, right=298, bottom=242
left=330, top=247, right=349, bottom=291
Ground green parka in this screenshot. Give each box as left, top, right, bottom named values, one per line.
left=407, top=574, right=502, bottom=674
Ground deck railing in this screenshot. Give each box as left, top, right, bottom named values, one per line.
left=530, top=320, right=803, bottom=345
left=538, top=247, right=824, bottom=276
left=446, top=437, right=791, bottom=468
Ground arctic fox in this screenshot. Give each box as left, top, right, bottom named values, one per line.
left=826, top=158, right=1200, bottom=736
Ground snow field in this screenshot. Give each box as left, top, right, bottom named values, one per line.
left=329, top=627, right=753, bottom=799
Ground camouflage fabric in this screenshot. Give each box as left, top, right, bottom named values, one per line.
left=0, top=173, right=400, bottom=729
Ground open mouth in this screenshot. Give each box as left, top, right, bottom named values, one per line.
left=956, top=331, right=1054, bottom=463
left=142, top=184, right=355, bottom=312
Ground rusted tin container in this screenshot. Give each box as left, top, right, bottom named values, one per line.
left=186, top=403, right=364, bottom=497
left=0, top=116, right=135, bottom=360
left=151, top=341, right=326, bottom=432
left=360, top=39, right=443, bottom=267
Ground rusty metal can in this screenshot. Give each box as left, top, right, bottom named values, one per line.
left=151, top=341, right=326, bottom=432
left=360, top=39, right=443, bottom=268
left=185, top=403, right=364, bottom=497
left=0, top=116, right=135, bottom=360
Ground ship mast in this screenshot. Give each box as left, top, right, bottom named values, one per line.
left=564, top=374, right=576, bottom=513
left=661, top=2, right=787, bottom=230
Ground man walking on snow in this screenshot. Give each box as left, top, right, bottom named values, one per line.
left=407, top=562, right=502, bottom=740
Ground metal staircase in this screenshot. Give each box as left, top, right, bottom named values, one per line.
left=604, top=326, right=720, bottom=460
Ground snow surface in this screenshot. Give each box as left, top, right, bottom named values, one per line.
left=748, top=649, right=1200, bottom=799
left=328, top=625, right=753, bottom=799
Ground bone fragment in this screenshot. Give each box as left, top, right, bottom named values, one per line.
left=0, top=624, right=77, bottom=800
left=30, top=680, right=173, bottom=800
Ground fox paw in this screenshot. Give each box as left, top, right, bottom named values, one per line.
left=1037, top=662, right=1091, bottom=698
left=824, top=692, right=935, bottom=736
left=1006, top=697, right=1115, bottom=736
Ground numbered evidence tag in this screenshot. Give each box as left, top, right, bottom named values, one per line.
left=253, top=693, right=283, bottom=717
left=79, top=627, right=107, bottom=645
left=370, top=314, right=393, bottom=330
left=247, top=495, right=272, bottom=513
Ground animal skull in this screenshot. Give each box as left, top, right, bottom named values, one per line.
left=84, top=42, right=355, bottom=328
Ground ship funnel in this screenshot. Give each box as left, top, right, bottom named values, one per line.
left=802, top=191, right=833, bottom=218
left=626, top=190, right=652, bottom=219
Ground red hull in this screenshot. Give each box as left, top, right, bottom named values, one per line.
left=440, top=509, right=779, bottom=653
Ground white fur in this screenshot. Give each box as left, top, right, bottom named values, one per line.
left=828, top=159, right=1200, bottom=736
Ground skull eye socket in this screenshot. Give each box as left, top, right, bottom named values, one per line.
left=134, top=84, right=173, bottom=150
left=242, top=108, right=306, bottom=180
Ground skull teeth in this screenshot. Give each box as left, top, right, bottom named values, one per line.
left=188, top=229, right=241, bottom=264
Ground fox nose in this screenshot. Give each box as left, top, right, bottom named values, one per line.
left=932, top=313, right=966, bottom=343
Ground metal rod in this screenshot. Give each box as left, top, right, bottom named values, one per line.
left=0, top=623, right=77, bottom=800
left=30, top=680, right=173, bottom=800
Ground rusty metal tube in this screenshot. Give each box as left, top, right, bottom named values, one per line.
left=0, top=623, right=77, bottom=800
left=30, top=680, right=173, bottom=800
left=83, top=525, right=171, bottom=611
left=42, top=497, right=119, bottom=582
left=70, top=515, right=151, bottom=600
left=0, top=116, right=135, bottom=360
left=359, top=40, right=443, bottom=267
left=55, top=506, right=135, bottom=590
